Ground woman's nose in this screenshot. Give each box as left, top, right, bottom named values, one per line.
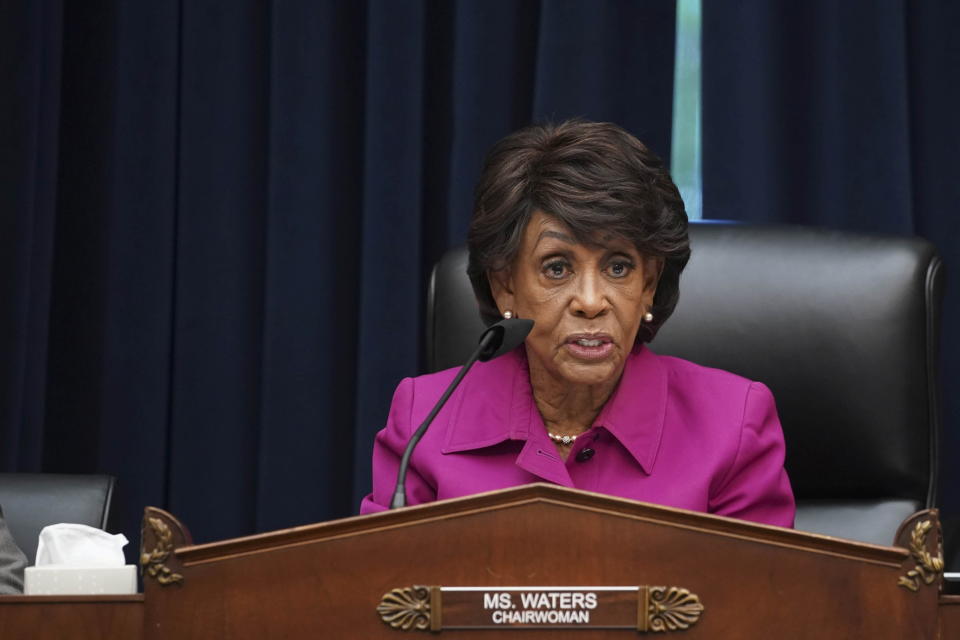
left=569, top=271, right=608, bottom=317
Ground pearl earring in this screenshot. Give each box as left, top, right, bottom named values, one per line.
left=643, top=311, right=654, bottom=323
left=502, top=310, right=514, bottom=319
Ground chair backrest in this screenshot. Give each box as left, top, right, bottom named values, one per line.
left=0, top=473, right=116, bottom=565
left=426, top=223, right=943, bottom=545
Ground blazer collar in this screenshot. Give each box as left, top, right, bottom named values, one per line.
left=441, top=344, right=667, bottom=475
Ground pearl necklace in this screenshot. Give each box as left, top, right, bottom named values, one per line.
left=547, top=432, right=579, bottom=446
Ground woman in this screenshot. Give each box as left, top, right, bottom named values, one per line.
left=360, top=120, right=794, bottom=527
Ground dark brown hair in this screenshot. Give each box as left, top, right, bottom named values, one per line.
left=467, top=119, right=690, bottom=343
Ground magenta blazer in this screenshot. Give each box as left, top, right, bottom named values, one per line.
left=360, top=344, right=795, bottom=528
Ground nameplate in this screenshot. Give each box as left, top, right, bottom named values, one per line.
left=377, top=585, right=703, bottom=633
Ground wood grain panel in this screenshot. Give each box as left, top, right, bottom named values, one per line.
left=0, top=594, right=143, bottom=640
left=141, top=484, right=940, bottom=639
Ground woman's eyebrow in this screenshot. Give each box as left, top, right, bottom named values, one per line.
left=536, top=230, right=577, bottom=246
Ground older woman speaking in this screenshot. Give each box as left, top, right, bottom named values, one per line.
left=361, top=120, right=794, bottom=527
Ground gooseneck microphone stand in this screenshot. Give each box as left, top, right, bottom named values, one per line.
left=390, top=317, right=533, bottom=509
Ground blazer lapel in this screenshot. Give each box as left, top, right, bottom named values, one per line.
left=440, top=347, right=573, bottom=487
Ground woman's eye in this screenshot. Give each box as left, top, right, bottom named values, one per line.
left=607, top=261, right=633, bottom=278
left=543, top=261, right=569, bottom=279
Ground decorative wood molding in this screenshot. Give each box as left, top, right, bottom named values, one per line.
left=140, top=507, right=191, bottom=587
left=896, top=513, right=944, bottom=592
left=174, top=484, right=907, bottom=567
left=376, top=586, right=434, bottom=631
left=646, top=586, right=704, bottom=632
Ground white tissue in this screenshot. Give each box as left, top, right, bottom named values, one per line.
left=35, top=523, right=128, bottom=567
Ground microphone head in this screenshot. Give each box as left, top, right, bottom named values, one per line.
left=477, top=318, right=534, bottom=362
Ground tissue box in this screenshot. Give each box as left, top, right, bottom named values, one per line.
left=24, top=565, right=138, bottom=595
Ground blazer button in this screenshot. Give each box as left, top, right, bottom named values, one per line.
left=575, top=448, right=595, bottom=462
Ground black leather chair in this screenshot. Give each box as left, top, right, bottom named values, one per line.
left=0, top=473, right=116, bottom=565
left=426, top=223, right=943, bottom=546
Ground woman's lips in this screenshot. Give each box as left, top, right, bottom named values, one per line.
left=563, top=334, right=615, bottom=360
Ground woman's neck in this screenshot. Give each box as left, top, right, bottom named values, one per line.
left=527, top=363, right=620, bottom=436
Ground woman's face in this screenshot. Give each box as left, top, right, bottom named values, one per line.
left=490, top=211, right=661, bottom=389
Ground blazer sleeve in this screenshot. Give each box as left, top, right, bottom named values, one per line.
left=709, top=382, right=796, bottom=528
left=359, top=377, right=438, bottom=514
left=0, top=507, right=27, bottom=595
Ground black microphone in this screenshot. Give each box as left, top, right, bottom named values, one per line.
left=389, top=317, right=534, bottom=509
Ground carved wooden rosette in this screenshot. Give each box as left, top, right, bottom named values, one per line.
left=894, top=509, right=944, bottom=593
left=140, top=506, right=192, bottom=587
left=643, top=586, right=704, bottom=632
left=377, top=585, right=440, bottom=632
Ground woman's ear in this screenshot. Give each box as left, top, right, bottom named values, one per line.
left=487, top=268, right=515, bottom=316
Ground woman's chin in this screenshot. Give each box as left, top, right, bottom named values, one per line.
left=556, top=358, right=623, bottom=387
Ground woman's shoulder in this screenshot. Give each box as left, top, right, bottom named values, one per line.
left=391, top=348, right=525, bottom=412
left=389, top=367, right=459, bottom=411
left=397, top=349, right=526, bottom=398
left=653, top=351, right=752, bottom=382
left=647, top=350, right=775, bottom=408
left=402, top=366, right=461, bottom=393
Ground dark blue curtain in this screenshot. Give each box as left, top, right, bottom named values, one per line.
left=0, top=0, right=677, bottom=558
left=702, top=0, right=960, bottom=566
left=7, top=0, right=957, bottom=570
